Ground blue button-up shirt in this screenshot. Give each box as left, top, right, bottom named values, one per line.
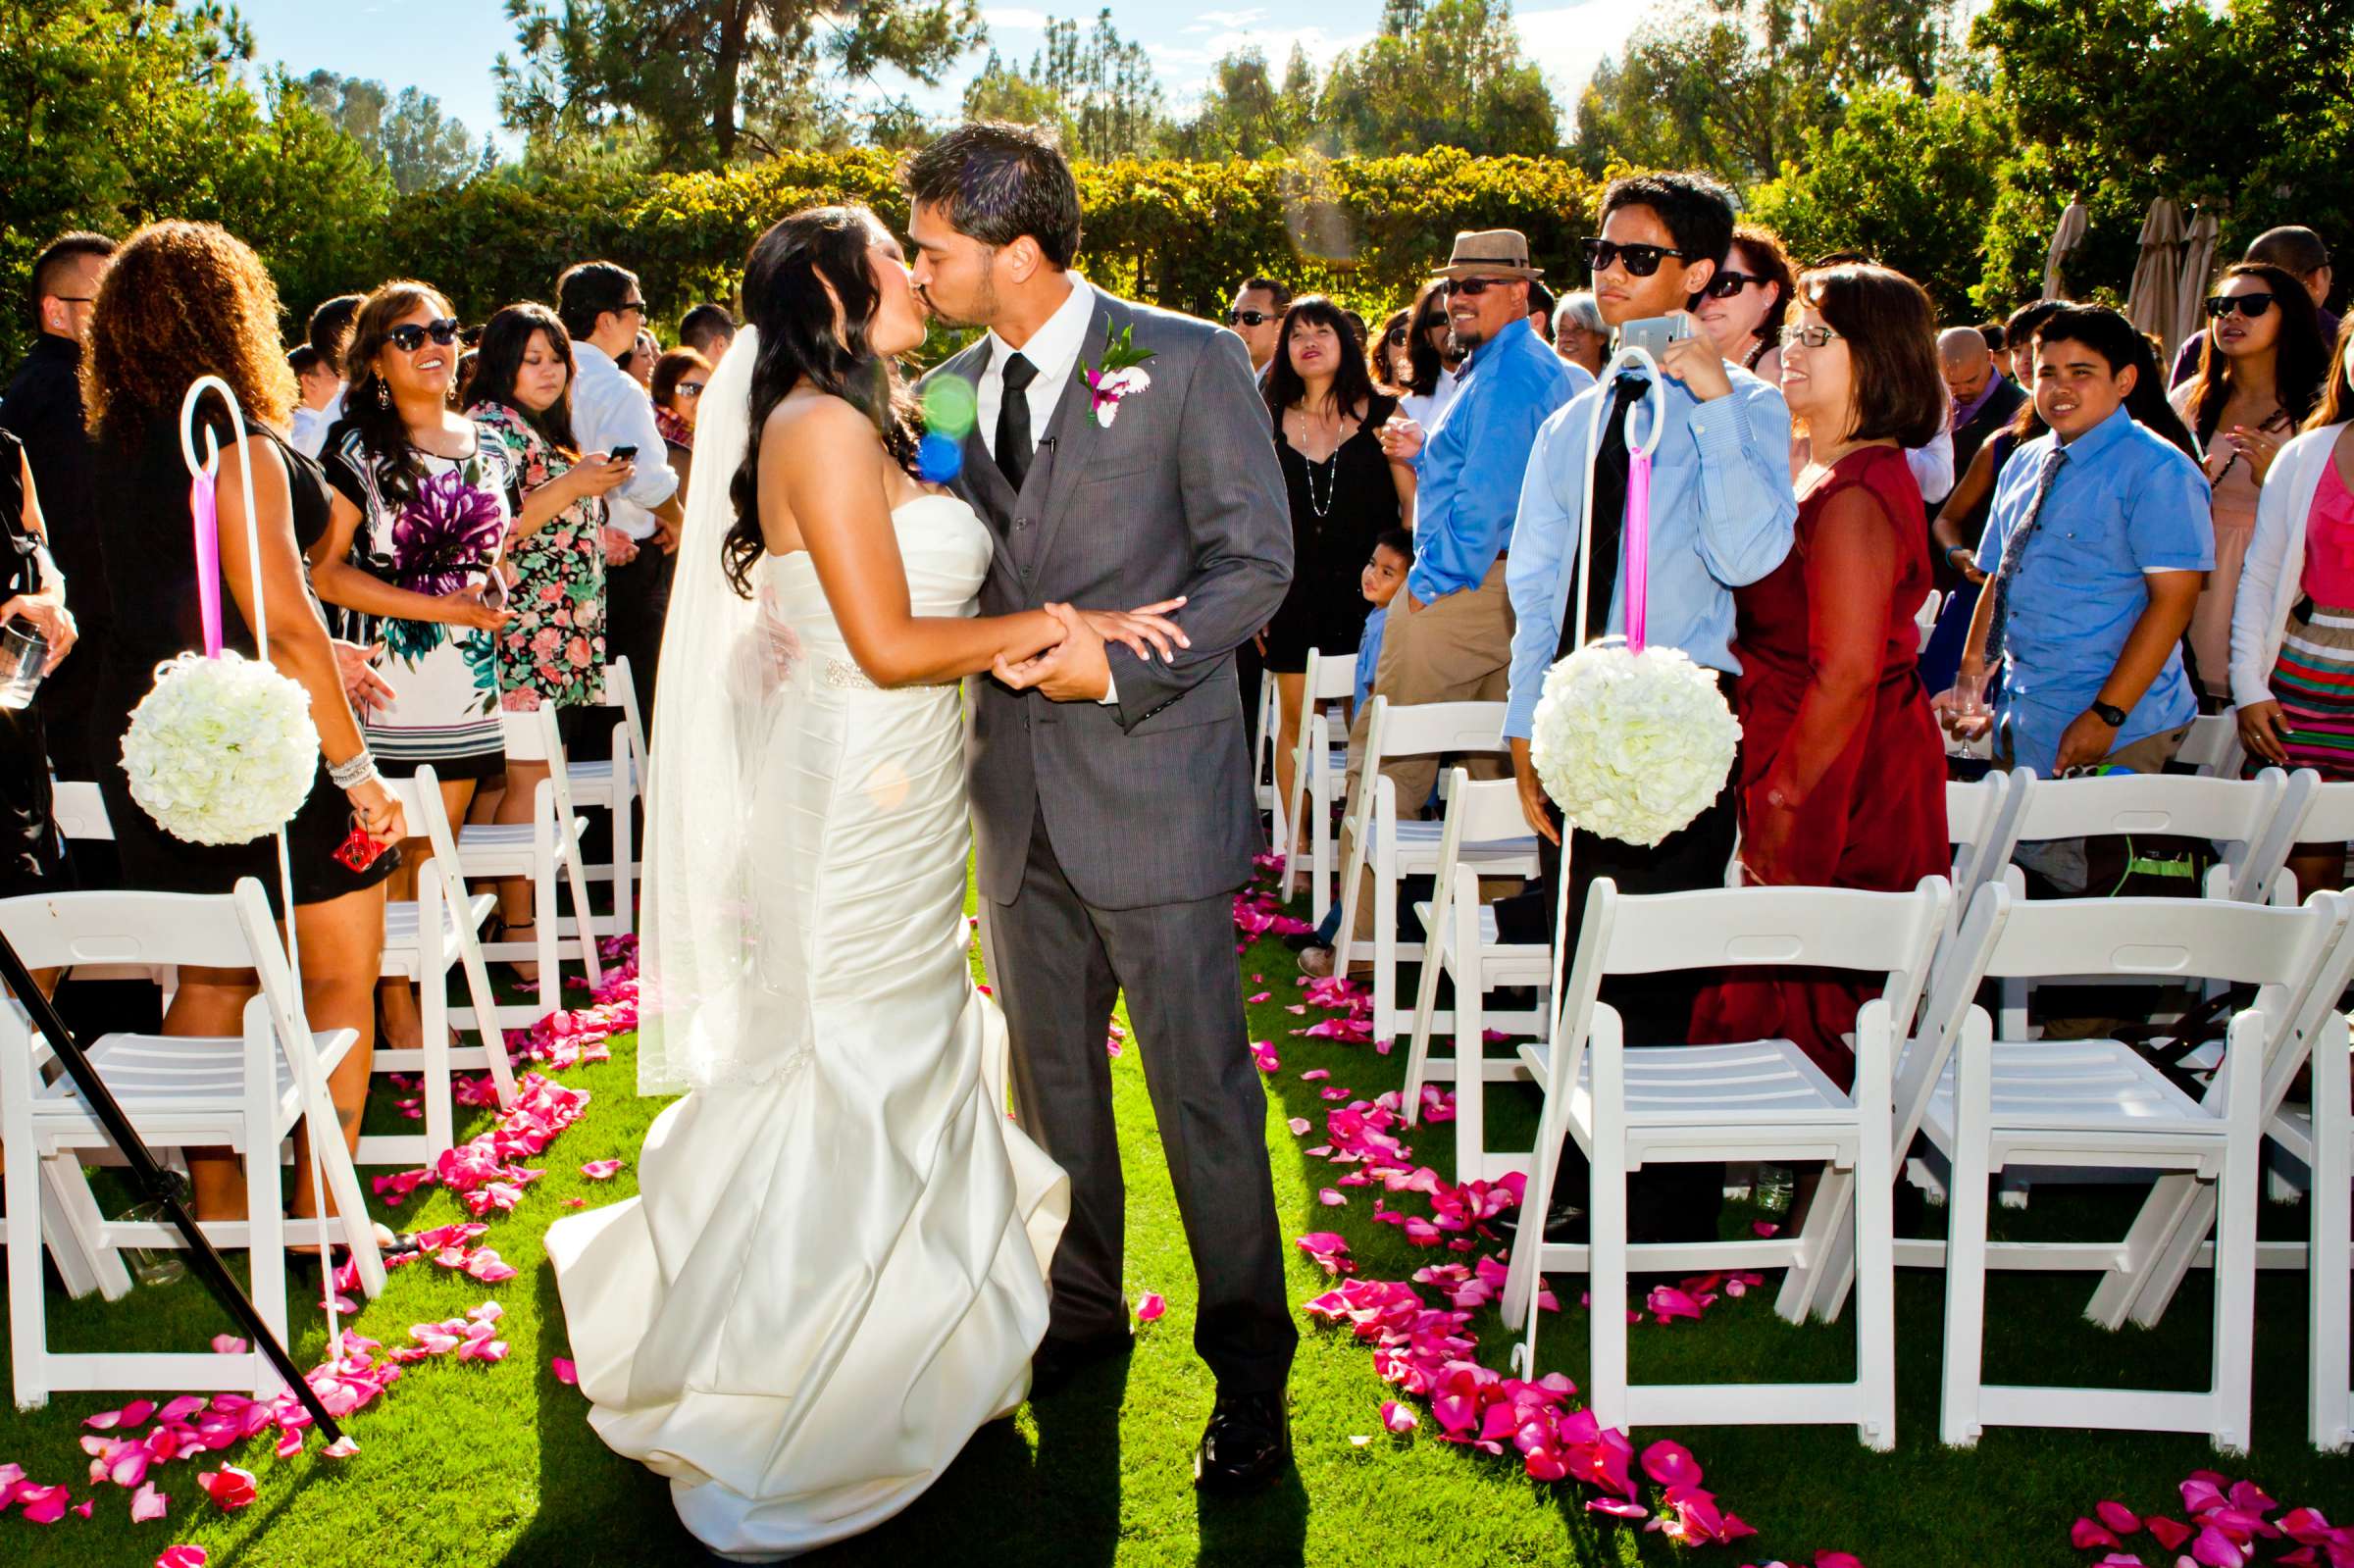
left=1407, top=318, right=1583, bottom=603
left=1504, top=365, right=1798, bottom=740
left=1972, top=403, right=2212, bottom=774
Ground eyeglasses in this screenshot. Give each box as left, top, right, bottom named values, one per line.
left=2205, top=292, right=2277, bottom=320
left=620, top=299, right=648, bottom=318
left=1779, top=324, right=1844, bottom=350
left=677, top=381, right=706, bottom=397
left=1384, top=327, right=1409, bottom=346
left=1581, top=238, right=1698, bottom=278
left=1419, top=315, right=1448, bottom=331
left=1706, top=270, right=1769, bottom=300
left=385, top=318, right=462, bottom=352
left=1228, top=309, right=1273, bottom=327
left=1443, top=277, right=1512, bottom=296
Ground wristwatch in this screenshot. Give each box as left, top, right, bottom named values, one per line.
left=1945, top=544, right=1974, bottom=571
left=2089, top=700, right=2126, bottom=728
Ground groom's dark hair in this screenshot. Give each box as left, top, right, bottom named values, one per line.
left=905, top=122, right=1083, bottom=270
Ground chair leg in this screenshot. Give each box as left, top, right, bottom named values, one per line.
left=5, top=1085, right=51, bottom=1409
left=1777, top=1164, right=1855, bottom=1326
left=1939, top=1022, right=1994, bottom=1448
left=1403, top=875, right=1454, bottom=1128
left=1373, top=854, right=1397, bottom=1043
left=2101, top=1175, right=2208, bottom=1331
left=536, top=850, right=561, bottom=1022
left=612, top=778, right=636, bottom=939
left=1589, top=1138, right=1631, bottom=1434
left=41, top=1154, right=130, bottom=1300
left=1452, top=888, right=1487, bottom=1182
left=245, top=1127, right=286, bottom=1400
left=2212, top=1160, right=2260, bottom=1455
left=1855, top=1121, right=1897, bottom=1450
left=562, top=834, right=603, bottom=991
left=421, top=890, right=456, bottom=1163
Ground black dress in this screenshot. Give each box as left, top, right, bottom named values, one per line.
left=0, top=427, right=66, bottom=896
left=1262, top=393, right=1402, bottom=673
left=91, top=414, right=399, bottom=915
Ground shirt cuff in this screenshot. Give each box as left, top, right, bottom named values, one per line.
left=1100, top=669, right=1118, bottom=705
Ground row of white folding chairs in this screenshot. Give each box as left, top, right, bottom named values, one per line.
left=2, top=880, right=389, bottom=1407
left=1397, top=763, right=2352, bottom=1451
left=1276, top=646, right=1357, bottom=920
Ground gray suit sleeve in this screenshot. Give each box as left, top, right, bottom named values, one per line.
left=1109, top=329, right=1294, bottom=730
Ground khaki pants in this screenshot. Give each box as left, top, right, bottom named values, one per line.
left=1337, top=559, right=1514, bottom=941
left=1997, top=721, right=2189, bottom=777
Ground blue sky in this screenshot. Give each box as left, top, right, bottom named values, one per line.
left=230, top=0, right=1659, bottom=150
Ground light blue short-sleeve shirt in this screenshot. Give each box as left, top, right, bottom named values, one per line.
left=1973, top=405, right=2213, bottom=773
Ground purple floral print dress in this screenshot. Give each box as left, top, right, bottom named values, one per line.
left=466, top=403, right=607, bottom=713
left=322, top=423, right=513, bottom=780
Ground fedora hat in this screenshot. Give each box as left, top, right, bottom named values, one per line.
left=1435, top=228, right=1543, bottom=281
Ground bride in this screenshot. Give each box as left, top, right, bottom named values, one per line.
left=544, top=206, right=1184, bottom=1559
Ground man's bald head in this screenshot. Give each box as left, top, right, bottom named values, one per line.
left=1939, top=326, right=1994, bottom=403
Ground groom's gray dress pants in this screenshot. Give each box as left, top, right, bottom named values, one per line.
left=986, top=804, right=1298, bottom=1396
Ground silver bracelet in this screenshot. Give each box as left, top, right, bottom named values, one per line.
left=329, top=751, right=380, bottom=790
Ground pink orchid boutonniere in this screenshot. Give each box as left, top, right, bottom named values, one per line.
left=1083, top=324, right=1155, bottom=428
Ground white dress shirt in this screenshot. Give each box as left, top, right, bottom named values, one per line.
left=290, top=385, right=345, bottom=459
left=971, top=274, right=1118, bottom=702
left=975, top=274, right=1097, bottom=462
left=570, top=339, right=680, bottom=540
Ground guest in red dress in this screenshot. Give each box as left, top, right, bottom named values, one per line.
left=1694, top=263, right=1952, bottom=1088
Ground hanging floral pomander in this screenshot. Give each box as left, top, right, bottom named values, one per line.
left=124, top=651, right=318, bottom=845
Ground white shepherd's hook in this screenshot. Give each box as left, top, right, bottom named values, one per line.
left=1568, top=344, right=1671, bottom=651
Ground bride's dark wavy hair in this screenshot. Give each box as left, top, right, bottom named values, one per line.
left=723, top=206, right=922, bottom=597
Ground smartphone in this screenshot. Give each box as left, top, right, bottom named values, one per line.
left=1616, top=314, right=1692, bottom=364
left=608, top=443, right=640, bottom=463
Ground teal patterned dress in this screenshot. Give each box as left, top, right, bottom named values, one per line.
left=467, top=402, right=608, bottom=714
left=321, top=421, right=513, bottom=780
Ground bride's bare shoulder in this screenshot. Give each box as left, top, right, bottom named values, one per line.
left=762, top=388, right=884, bottom=457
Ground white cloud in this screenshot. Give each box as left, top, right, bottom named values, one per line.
left=981, top=6, right=1049, bottom=29
left=1186, top=8, right=1268, bottom=30
left=1514, top=1, right=1652, bottom=108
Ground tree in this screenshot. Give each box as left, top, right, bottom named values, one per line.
left=1314, top=0, right=1562, bottom=158
left=961, top=9, right=1166, bottom=162
left=495, top=0, right=986, bottom=168
left=303, top=72, right=478, bottom=194
left=1571, top=0, right=1969, bottom=182
left=1744, top=85, right=2010, bottom=316
left=1169, top=46, right=1313, bottom=160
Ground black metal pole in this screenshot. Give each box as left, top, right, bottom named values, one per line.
left=0, top=931, right=344, bottom=1442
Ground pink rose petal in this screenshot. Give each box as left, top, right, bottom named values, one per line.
left=579, top=1158, right=624, bottom=1181
left=157, top=1549, right=209, bottom=1568
left=551, top=1357, right=579, bottom=1386
left=130, top=1482, right=168, bottom=1523
left=195, top=1466, right=256, bottom=1511
left=1134, top=1292, right=1167, bottom=1324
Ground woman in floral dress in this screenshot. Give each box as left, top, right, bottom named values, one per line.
left=314, top=280, right=517, bottom=1048
left=465, top=302, right=631, bottom=968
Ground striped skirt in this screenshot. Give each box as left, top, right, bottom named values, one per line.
left=2268, top=600, right=2354, bottom=779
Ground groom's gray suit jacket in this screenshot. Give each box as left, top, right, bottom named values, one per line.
left=934, top=288, right=1293, bottom=909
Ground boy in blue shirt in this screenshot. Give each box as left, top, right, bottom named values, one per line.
left=1942, top=306, right=2212, bottom=776
left=1353, top=530, right=1413, bottom=712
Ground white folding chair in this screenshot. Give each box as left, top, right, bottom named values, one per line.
left=2175, top=712, right=2250, bottom=779
left=459, top=703, right=603, bottom=1024
left=2, top=880, right=386, bottom=1407
left=1498, top=875, right=1951, bottom=1449
left=560, top=658, right=650, bottom=939
left=1401, top=770, right=1550, bottom=1182
left=0, top=1007, right=130, bottom=1304
left=1922, top=887, right=2353, bottom=1453
left=2311, top=999, right=2351, bottom=1451
left=359, top=765, right=516, bottom=1167
left=1914, top=589, right=1942, bottom=653
left=1945, top=773, right=2027, bottom=926
left=48, top=783, right=173, bottom=991
left=1334, top=697, right=1538, bottom=1043
left=1278, top=646, right=1357, bottom=918
left=1254, top=672, right=1283, bottom=850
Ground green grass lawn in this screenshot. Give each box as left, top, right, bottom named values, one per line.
left=2, top=862, right=2349, bottom=1567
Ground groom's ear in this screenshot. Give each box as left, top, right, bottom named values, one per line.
left=1002, top=234, right=1049, bottom=284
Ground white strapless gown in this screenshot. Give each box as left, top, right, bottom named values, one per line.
left=545, top=495, right=1068, bottom=1560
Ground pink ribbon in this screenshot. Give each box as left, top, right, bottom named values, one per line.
left=188, top=465, right=224, bottom=658
left=1624, top=448, right=1652, bottom=653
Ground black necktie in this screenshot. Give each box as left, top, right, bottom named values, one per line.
left=1558, top=374, right=1649, bottom=660
left=997, top=351, right=1039, bottom=491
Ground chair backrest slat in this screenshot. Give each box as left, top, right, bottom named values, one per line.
left=0, top=886, right=273, bottom=971
left=2009, top=769, right=2288, bottom=900
left=1373, top=700, right=1510, bottom=762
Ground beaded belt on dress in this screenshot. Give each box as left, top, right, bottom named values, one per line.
left=823, top=657, right=948, bottom=696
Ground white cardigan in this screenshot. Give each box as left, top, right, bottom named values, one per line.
left=2229, top=421, right=2354, bottom=709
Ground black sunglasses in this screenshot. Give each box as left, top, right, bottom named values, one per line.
left=1582, top=238, right=1698, bottom=278
left=386, top=318, right=462, bottom=352
left=1384, top=327, right=1409, bottom=346
left=1445, top=277, right=1520, bottom=297
left=1706, top=269, right=1769, bottom=300
left=2205, top=292, right=2277, bottom=320
left=1228, top=308, right=1273, bottom=327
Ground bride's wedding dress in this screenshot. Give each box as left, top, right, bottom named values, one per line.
left=545, top=478, right=1067, bottom=1560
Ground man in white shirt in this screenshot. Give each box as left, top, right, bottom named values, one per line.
left=291, top=293, right=362, bottom=459
left=560, top=259, right=683, bottom=730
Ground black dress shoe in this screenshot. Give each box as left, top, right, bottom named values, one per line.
left=1030, top=1327, right=1132, bottom=1395
left=1194, top=1390, right=1290, bottom=1492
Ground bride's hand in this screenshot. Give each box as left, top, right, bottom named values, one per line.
left=1080, top=596, right=1189, bottom=664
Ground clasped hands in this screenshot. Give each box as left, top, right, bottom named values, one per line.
left=993, top=597, right=1189, bottom=702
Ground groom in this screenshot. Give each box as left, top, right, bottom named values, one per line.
left=906, top=123, right=1299, bottom=1492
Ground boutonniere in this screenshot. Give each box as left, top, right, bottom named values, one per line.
left=1082, top=324, right=1155, bottom=429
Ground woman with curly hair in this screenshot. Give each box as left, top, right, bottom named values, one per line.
left=464, top=302, right=630, bottom=975
left=310, top=279, right=516, bottom=1048
left=83, top=220, right=404, bottom=1227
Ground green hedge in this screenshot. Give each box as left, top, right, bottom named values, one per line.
left=360, top=148, right=1601, bottom=342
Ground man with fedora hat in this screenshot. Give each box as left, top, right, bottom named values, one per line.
left=1306, top=228, right=1587, bottom=975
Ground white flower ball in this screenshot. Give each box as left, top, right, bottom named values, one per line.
left=1528, top=639, right=1741, bottom=847
left=122, top=652, right=320, bottom=846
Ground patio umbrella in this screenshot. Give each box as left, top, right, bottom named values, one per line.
left=2042, top=196, right=2089, bottom=301
left=2167, top=207, right=2224, bottom=363
left=2124, top=197, right=2186, bottom=354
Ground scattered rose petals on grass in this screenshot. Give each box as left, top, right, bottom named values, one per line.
left=1134, top=1292, right=1166, bottom=1324
left=195, top=1467, right=256, bottom=1511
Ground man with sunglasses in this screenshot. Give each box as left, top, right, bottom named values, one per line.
left=1496, top=172, right=1798, bottom=1240
left=560, top=259, right=685, bottom=732
left=1226, top=276, right=1291, bottom=376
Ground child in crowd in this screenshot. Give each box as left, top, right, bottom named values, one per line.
left=1354, top=530, right=1413, bottom=711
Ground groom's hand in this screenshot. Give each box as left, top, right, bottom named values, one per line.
left=993, top=602, right=1112, bottom=702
